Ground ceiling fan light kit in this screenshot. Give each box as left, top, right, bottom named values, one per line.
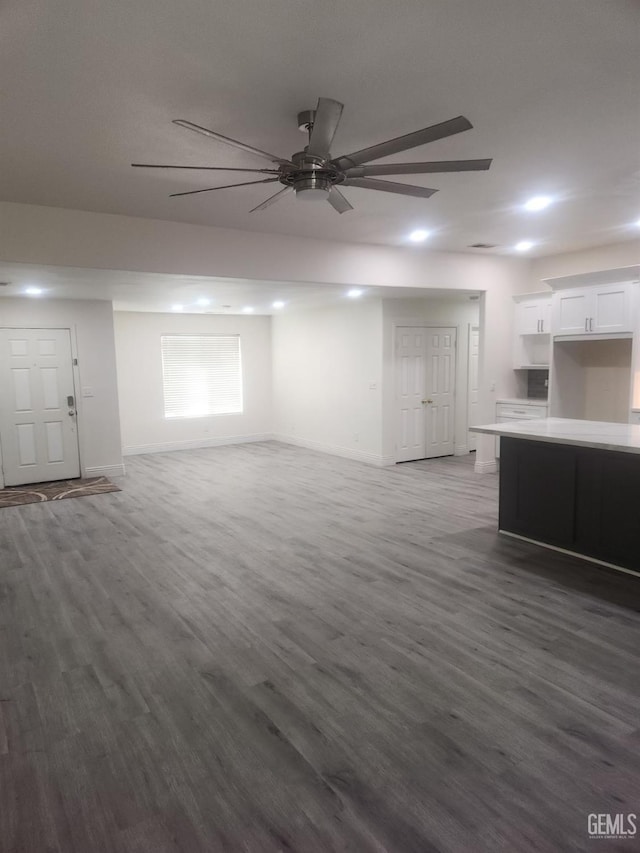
left=133, top=98, right=492, bottom=214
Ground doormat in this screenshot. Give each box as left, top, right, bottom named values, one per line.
left=0, top=476, right=120, bottom=509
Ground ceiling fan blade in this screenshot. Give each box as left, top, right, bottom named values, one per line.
left=170, top=178, right=279, bottom=198
left=249, top=186, right=293, bottom=213
left=342, top=178, right=438, bottom=199
left=307, top=98, right=344, bottom=159
left=173, top=120, right=291, bottom=166
left=345, top=158, right=492, bottom=178
left=327, top=187, right=353, bottom=214
left=332, top=115, right=473, bottom=170
left=132, top=163, right=280, bottom=173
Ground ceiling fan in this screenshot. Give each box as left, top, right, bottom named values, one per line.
left=132, top=98, right=492, bottom=214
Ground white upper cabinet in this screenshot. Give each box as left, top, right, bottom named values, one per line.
left=513, top=293, right=552, bottom=368
left=592, top=284, right=633, bottom=333
left=516, top=296, right=552, bottom=335
left=552, top=282, right=636, bottom=336
left=555, top=290, right=591, bottom=335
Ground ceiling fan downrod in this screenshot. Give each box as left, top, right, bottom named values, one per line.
left=297, top=109, right=317, bottom=138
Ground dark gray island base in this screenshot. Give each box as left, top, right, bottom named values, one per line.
left=499, top=436, right=640, bottom=574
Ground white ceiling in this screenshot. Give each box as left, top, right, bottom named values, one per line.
left=1, top=0, right=639, bottom=256
left=0, top=262, right=481, bottom=314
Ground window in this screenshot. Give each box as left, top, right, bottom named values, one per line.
left=161, top=334, right=243, bottom=418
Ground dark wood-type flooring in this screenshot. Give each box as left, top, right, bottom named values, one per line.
left=1, top=442, right=639, bottom=852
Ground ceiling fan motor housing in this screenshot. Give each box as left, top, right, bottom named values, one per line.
left=294, top=173, right=332, bottom=200
left=286, top=150, right=340, bottom=200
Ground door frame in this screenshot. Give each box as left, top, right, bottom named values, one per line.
left=467, top=323, right=480, bottom=452
left=0, top=325, right=83, bottom=489
left=392, top=321, right=458, bottom=462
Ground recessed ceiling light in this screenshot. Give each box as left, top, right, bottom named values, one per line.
left=171, top=303, right=184, bottom=311
left=347, top=289, right=363, bottom=299
left=515, top=241, right=534, bottom=252
left=635, top=218, right=640, bottom=228
left=408, top=229, right=430, bottom=242
left=25, top=286, right=44, bottom=296
left=242, top=306, right=254, bottom=313
left=272, top=300, right=285, bottom=309
left=196, top=298, right=211, bottom=307
left=524, top=196, right=553, bottom=212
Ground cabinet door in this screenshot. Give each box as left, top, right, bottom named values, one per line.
left=517, top=302, right=543, bottom=335
left=539, top=300, right=552, bottom=334
left=517, top=298, right=552, bottom=334
left=591, top=283, right=633, bottom=334
left=553, top=290, right=589, bottom=334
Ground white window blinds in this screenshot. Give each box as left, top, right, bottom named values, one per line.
left=161, top=334, right=243, bottom=418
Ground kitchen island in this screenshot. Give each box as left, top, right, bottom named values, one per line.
left=470, top=418, right=640, bottom=575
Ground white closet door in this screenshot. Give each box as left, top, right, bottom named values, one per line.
left=395, top=326, right=456, bottom=462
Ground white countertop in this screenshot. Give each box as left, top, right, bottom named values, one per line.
left=470, top=417, right=640, bottom=454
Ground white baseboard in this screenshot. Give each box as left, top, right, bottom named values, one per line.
left=454, top=444, right=469, bottom=456
left=84, top=463, right=126, bottom=478
left=378, top=454, right=397, bottom=467
left=273, top=434, right=395, bottom=467
left=474, top=458, right=498, bottom=474
left=122, top=433, right=274, bottom=457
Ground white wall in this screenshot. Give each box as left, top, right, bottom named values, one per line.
left=530, top=241, right=639, bottom=289
left=381, top=298, right=480, bottom=460
left=0, top=201, right=533, bottom=470
left=0, top=297, right=123, bottom=482
left=114, top=311, right=272, bottom=455
left=272, top=299, right=384, bottom=464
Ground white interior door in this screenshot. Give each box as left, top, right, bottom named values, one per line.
left=467, top=324, right=480, bottom=451
left=0, top=328, right=80, bottom=486
left=395, top=326, right=456, bottom=462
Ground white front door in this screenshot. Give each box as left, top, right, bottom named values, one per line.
left=0, top=328, right=80, bottom=486
left=395, top=326, right=456, bottom=462
left=467, top=324, right=480, bottom=451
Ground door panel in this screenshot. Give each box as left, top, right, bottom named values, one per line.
left=467, top=325, right=479, bottom=451
left=395, top=326, right=456, bottom=462
left=396, top=329, right=427, bottom=462
left=555, top=291, right=588, bottom=334
left=425, top=329, right=455, bottom=458
left=592, top=285, right=632, bottom=333
left=517, top=302, right=541, bottom=335
left=0, top=328, right=80, bottom=486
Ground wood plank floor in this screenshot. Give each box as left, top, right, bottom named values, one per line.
left=1, top=442, right=639, bottom=852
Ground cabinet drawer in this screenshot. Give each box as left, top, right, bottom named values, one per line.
left=496, top=403, right=547, bottom=419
